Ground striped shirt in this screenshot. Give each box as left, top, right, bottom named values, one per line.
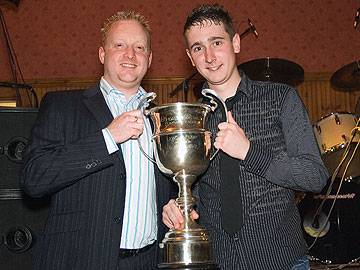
left=100, top=77, right=157, bottom=249
left=197, top=71, right=328, bottom=269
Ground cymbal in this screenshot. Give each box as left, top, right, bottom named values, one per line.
left=238, top=58, right=304, bottom=86
left=330, top=60, right=360, bottom=92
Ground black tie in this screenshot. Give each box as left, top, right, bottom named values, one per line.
left=220, top=151, right=243, bottom=235
left=219, top=89, right=243, bottom=235
left=202, top=81, right=244, bottom=235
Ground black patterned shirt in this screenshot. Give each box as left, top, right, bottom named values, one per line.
left=197, top=71, right=329, bottom=270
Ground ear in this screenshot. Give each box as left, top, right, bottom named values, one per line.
left=148, top=51, right=153, bottom=68
left=99, top=46, right=105, bottom=64
left=186, top=49, right=196, bottom=67
left=232, top=33, right=241, bottom=54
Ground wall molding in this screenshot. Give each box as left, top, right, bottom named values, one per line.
left=1, top=73, right=359, bottom=123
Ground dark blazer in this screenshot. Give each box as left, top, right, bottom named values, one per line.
left=21, top=85, right=174, bottom=270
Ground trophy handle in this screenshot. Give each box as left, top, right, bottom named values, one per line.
left=201, top=88, right=228, bottom=161
left=137, top=92, right=157, bottom=163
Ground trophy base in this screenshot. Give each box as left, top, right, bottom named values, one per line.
left=158, top=228, right=218, bottom=270
left=157, top=262, right=219, bottom=270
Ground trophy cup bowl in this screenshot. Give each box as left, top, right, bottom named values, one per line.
left=138, top=89, right=227, bottom=269
left=153, top=130, right=212, bottom=177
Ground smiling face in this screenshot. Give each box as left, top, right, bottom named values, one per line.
left=185, top=20, right=241, bottom=99
left=99, top=19, right=152, bottom=96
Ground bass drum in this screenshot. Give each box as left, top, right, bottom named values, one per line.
left=298, top=180, right=360, bottom=264
left=313, top=112, right=359, bottom=181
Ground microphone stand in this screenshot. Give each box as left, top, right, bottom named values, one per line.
left=0, top=81, right=38, bottom=107
left=354, top=8, right=360, bottom=29
left=169, top=72, right=198, bottom=102
left=240, top=19, right=259, bottom=39
left=0, top=81, right=32, bottom=89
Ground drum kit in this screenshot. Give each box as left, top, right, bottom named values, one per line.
left=313, top=112, right=359, bottom=182
left=303, top=111, right=359, bottom=266
left=301, top=61, right=359, bottom=266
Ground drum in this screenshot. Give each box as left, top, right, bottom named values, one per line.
left=313, top=112, right=360, bottom=181
left=298, top=181, right=360, bottom=264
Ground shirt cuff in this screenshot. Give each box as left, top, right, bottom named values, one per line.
left=243, top=142, right=273, bottom=176
left=102, top=128, right=119, bottom=154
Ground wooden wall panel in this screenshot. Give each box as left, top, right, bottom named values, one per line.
left=142, top=77, right=184, bottom=104
left=1, top=74, right=359, bottom=124
left=297, top=73, right=360, bottom=123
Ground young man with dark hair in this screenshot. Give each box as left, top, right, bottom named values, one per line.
left=163, top=4, right=329, bottom=270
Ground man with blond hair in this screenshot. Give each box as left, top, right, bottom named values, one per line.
left=22, top=10, right=174, bottom=270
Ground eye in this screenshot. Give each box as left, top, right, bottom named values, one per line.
left=213, top=40, right=223, bottom=47
left=115, top=42, right=125, bottom=49
left=135, top=45, right=145, bottom=52
left=192, top=46, right=203, bottom=53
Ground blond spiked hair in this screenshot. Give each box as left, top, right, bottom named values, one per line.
left=100, top=10, right=151, bottom=48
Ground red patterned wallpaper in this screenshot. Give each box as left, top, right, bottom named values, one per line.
left=0, top=0, right=359, bottom=80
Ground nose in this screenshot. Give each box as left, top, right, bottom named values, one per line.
left=204, top=48, right=216, bottom=64
left=125, top=47, right=135, bottom=59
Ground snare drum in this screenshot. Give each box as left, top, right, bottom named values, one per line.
left=313, top=112, right=359, bottom=181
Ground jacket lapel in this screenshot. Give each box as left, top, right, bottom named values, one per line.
left=83, top=84, right=113, bottom=129
left=82, top=84, right=125, bottom=164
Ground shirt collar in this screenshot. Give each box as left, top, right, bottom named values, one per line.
left=100, top=76, right=146, bottom=100
left=202, top=69, right=251, bottom=110
left=224, top=70, right=252, bottom=110
left=237, top=69, right=251, bottom=98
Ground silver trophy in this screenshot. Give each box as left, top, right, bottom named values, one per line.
left=138, top=89, right=227, bottom=269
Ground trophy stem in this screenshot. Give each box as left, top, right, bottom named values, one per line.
left=174, top=174, right=197, bottom=230
left=159, top=172, right=218, bottom=269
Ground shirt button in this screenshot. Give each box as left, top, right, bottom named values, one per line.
left=85, top=164, right=91, bottom=169
left=233, top=236, right=239, bottom=241
left=114, top=217, right=121, bottom=223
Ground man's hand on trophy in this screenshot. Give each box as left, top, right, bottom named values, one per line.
left=162, top=199, right=199, bottom=230
left=107, top=109, right=144, bottom=143
left=215, top=111, right=250, bottom=160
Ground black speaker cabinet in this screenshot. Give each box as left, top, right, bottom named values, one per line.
left=0, top=107, right=50, bottom=270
